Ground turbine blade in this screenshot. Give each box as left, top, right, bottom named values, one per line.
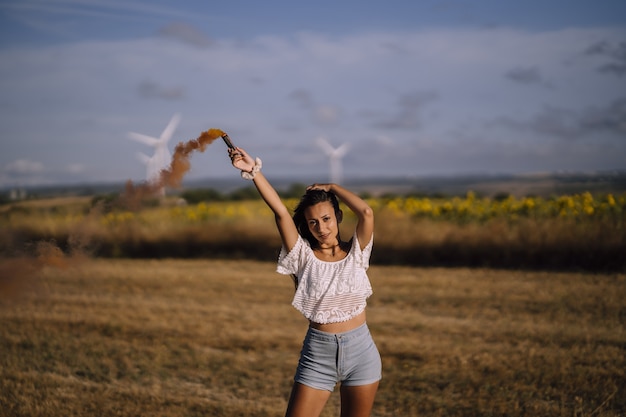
left=315, top=137, right=335, bottom=155
left=136, top=152, right=151, bottom=164
left=128, top=132, right=159, bottom=147
left=160, top=113, right=181, bottom=143
left=334, top=143, right=350, bottom=158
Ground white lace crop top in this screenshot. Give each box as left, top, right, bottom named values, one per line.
left=276, top=231, right=374, bottom=324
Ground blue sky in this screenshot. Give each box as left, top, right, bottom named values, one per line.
left=1, top=0, right=625, bottom=188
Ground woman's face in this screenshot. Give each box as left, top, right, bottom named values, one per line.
left=304, top=201, right=341, bottom=247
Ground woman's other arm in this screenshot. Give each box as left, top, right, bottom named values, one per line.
left=308, top=183, right=374, bottom=250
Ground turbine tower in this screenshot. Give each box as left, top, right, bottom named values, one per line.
left=127, top=113, right=181, bottom=193
left=316, top=137, right=350, bottom=184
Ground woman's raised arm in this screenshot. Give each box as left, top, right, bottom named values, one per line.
left=230, top=147, right=299, bottom=251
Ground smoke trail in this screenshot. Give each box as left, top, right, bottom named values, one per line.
left=162, top=128, right=226, bottom=188
left=0, top=127, right=228, bottom=300
left=121, top=128, right=226, bottom=208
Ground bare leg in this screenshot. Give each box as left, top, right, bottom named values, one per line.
left=285, top=382, right=333, bottom=417
left=339, top=382, right=379, bottom=417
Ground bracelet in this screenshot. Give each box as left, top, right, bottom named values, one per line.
left=241, top=157, right=262, bottom=180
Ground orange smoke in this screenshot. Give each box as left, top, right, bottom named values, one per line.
left=122, top=128, right=226, bottom=207
left=1, top=129, right=229, bottom=299
left=162, top=128, right=226, bottom=188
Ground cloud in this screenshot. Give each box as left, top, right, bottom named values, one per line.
left=313, top=105, right=342, bottom=126
left=4, top=159, right=44, bottom=175
left=1, top=159, right=46, bottom=186
left=65, top=163, right=85, bottom=174
left=375, top=135, right=395, bottom=147
left=489, top=97, right=626, bottom=140
left=1, top=26, right=626, bottom=185
left=598, top=62, right=626, bottom=77
left=505, top=66, right=552, bottom=88
left=1, top=1, right=198, bottom=23
left=137, top=80, right=185, bottom=100
left=367, top=91, right=438, bottom=130
left=286, top=90, right=342, bottom=126
left=584, top=40, right=626, bottom=77
left=288, top=89, right=314, bottom=109
left=0, top=0, right=202, bottom=43
left=157, top=22, right=213, bottom=48
left=579, top=97, right=626, bottom=133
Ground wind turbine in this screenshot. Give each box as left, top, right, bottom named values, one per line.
left=127, top=113, right=181, bottom=193
left=316, top=137, right=350, bottom=184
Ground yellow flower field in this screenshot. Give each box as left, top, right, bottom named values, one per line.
left=95, top=192, right=625, bottom=227
left=2, top=191, right=625, bottom=271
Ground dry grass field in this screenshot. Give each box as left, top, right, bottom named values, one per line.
left=1, top=258, right=624, bottom=416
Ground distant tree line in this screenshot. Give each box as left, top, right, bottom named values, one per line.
left=179, top=183, right=310, bottom=204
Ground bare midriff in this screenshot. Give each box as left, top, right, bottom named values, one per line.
left=309, top=311, right=367, bottom=333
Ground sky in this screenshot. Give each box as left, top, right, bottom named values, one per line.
left=0, top=0, right=625, bottom=189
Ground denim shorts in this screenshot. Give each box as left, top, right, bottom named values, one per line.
left=294, top=323, right=382, bottom=392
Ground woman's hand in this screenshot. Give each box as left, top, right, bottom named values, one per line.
left=229, top=147, right=255, bottom=173
left=306, top=183, right=334, bottom=192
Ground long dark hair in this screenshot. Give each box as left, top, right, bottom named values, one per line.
left=292, top=189, right=342, bottom=249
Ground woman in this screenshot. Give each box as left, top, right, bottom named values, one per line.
left=229, top=146, right=381, bottom=417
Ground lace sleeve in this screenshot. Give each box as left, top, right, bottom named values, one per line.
left=353, top=232, right=374, bottom=269
left=276, top=235, right=306, bottom=275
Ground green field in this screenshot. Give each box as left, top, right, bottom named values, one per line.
left=1, top=258, right=624, bottom=416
